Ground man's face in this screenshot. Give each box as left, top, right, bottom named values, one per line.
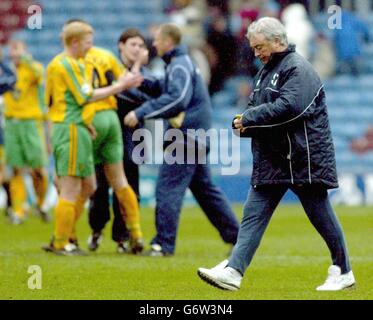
left=153, top=29, right=171, bottom=57
left=76, top=33, right=93, bottom=58
left=119, top=36, right=146, bottom=64
left=9, top=41, right=26, bottom=64
left=249, top=33, right=277, bottom=65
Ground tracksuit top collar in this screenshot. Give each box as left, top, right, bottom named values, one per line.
left=264, top=44, right=296, bottom=69
left=162, top=45, right=188, bottom=64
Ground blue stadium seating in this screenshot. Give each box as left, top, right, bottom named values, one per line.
left=8, top=3, right=373, bottom=175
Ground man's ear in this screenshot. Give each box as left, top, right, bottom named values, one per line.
left=165, top=37, right=174, bottom=49
left=71, top=37, right=80, bottom=47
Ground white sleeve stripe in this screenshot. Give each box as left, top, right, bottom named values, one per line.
left=144, top=65, right=191, bottom=119
left=265, top=87, right=279, bottom=93
left=185, top=56, right=194, bottom=72
left=242, top=85, right=324, bottom=129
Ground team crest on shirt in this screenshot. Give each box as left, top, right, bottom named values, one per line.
left=271, top=73, right=279, bottom=86
left=81, top=83, right=91, bottom=95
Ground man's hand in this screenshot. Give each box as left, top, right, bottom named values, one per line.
left=124, top=111, right=139, bottom=128
left=86, top=124, right=97, bottom=140
left=131, top=48, right=149, bottom=74
left=233, top=114, right=243, bottom=129
left=117, top=72, right=144, bottom=90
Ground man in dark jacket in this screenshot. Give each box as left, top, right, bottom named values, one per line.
left=198, top=17, right=354, bottom=291
left=124, top=23, right=239, bottom=256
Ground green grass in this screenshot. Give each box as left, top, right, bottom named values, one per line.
left=0, top=205, right=372, bottom=300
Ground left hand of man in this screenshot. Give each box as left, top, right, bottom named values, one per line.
left=124, top=111, right=139, bottom=128
left=233, top=114, right=243, bottom=129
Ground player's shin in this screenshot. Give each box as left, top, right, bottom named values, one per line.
left=116, top=186, right=143, bottom=240
left=10, top=174, right=27, bottom=218
left=53, top=199, right=75, bottom=249
left=70, top=195, right=86, bottom=242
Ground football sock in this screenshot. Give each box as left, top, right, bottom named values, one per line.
left=53, top=199, right=75, bottom=249
left=70, top=195, right=86, bottom=241
left=116, top=186, right=143, bottom=240
left=10, top=174, right=26, bottom=218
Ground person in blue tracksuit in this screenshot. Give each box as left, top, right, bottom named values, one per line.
left=197, top=17, right=354, bottom=292
left=124, top=23, right=239, bottom=256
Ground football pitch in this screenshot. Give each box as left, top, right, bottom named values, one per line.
left=0, top=205, right=372, bottom=300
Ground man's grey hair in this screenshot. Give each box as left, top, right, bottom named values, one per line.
left=247, top=17, right=288, bottom=46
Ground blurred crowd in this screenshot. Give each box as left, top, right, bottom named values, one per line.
left=157, top=0, right=371, bottom=105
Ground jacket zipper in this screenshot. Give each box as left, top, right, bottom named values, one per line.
left=287, top=133, right=294, bottom=184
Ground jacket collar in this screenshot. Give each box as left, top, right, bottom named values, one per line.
left=265, top=44, right=296, bottom=69
left=162, top=45, right=187, bottom=64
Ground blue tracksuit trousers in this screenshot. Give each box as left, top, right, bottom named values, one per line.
left=228, top=184, right=351, bottom=275
left=151, top=162, right=239, bottom=254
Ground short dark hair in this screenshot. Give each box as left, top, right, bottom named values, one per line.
left=118, top=28, right=145, bottom=44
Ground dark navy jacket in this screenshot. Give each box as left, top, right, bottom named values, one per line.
left=238, top=45, right=338, bottom=189
left=0, top=61, right=16, bottom=95
left=135, top=45, right=212, bottom=149
left=116, top=67, right=156, bottom=129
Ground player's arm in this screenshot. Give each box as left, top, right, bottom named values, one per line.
left=89, top=52, right=142, bottom=103
left=89, top=72, right=143, bottom=103
left=62, top=57, right=143, bottom=105
left=21, top=55, right=44, bottom=84
left=134, top=64, right=193, bottom=121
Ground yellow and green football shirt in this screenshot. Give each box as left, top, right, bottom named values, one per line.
left=3, top=55, right=45, bottom=120
left=46, top=52, right=93, bottom=125
left=83, top=46, right=124, bottom=120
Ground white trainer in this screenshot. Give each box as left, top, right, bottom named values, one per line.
left=316, top=265, right=356, bottom=291
left=210, top=259, right=229, bottom=271
left=198, top=260, right=242, bottom=291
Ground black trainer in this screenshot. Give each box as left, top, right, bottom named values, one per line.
left=130, top=238, right=144, bottom=254
left=87, top=232, right=103, bottom=251
left=117, top=240, right=131, bottom=254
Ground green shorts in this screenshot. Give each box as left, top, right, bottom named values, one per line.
left=4, top=118, right=47, bottom=169
left=92, top=109, right=123, bottom=165
left=51, top=123, right=94, bottom=178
